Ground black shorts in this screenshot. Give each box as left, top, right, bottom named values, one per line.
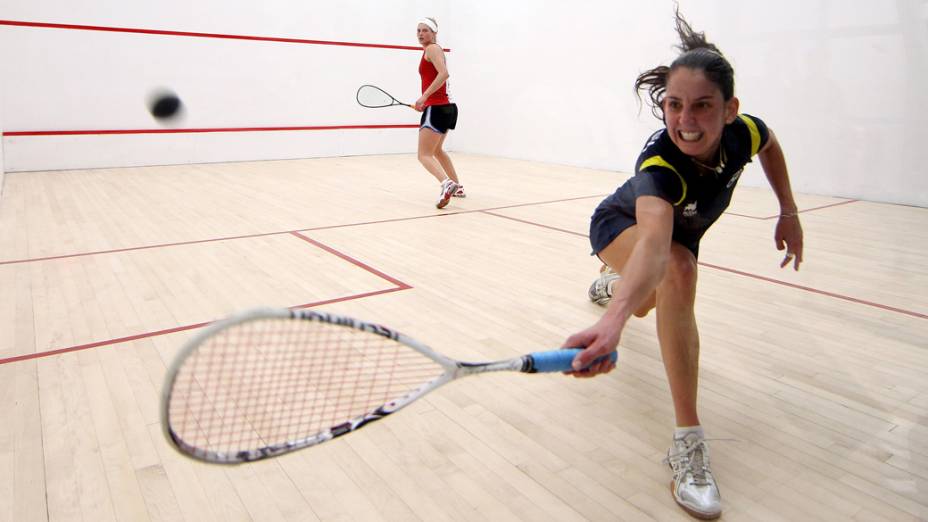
left=420, top=103, right=458, bottom=134
left=589, top=192, right=702, bottom=259
left=589, top=202, right=634, bottom=257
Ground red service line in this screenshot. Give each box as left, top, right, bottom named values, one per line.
left=0, top=19, right=451, bottom=52
left=290, top=231, right=410, bottom=290
left=1, top=197, right=921, bottom=366
left=0, top=233, right=411, bottom=365
left=3, top=124, right=419, bottom=137
left=0, top=288, right=408, bottom=366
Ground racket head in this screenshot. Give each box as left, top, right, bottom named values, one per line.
left=356, top=84, right=407, bottom=108
left=160, top=307, right=455, bottom=464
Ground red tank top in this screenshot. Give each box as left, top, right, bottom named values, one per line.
left=418, top=49, right=450, bottom=106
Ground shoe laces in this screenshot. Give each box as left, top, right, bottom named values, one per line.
left=663, top=437, right=734, bottom=487
left=439, top=180, right=457, bottom=197
left=591, top=272, right=618, bottom=299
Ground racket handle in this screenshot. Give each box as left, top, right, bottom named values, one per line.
left=525, top=348, right=617, bottom=373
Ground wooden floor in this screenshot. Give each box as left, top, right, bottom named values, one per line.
left=0, top=153, right=926, bottom=521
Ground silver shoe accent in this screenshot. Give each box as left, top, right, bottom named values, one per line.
left=587, top=268, right=620, bottom=306
left=664, top=434, right=722, bottom=519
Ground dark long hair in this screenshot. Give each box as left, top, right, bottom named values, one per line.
left=635, top=6, right=735, bottom=120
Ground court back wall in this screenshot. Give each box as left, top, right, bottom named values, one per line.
left=449, top=0, right=928, bottom=206
left=0, top=0, right=449, bottom=171
left=1, top=0, right=925, bottom=206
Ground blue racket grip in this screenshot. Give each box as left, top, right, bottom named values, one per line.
left=526, top=348, right=618, bottom=373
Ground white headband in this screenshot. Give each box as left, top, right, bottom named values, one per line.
left=418, top=18, right=438, bottom=32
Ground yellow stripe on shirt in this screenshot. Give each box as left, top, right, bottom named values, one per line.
left=738, top=114, right=761, bottom=156
left=639, top=155, right=687, bottom=206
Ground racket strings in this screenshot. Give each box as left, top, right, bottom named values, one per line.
left=168, top=318, right=444, bottom=455
left=356, top=85, right=396, bottom=108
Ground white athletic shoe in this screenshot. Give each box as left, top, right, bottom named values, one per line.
left=436, top=179, right=458, bottom=209
left=588, top=266, right=621, bottom=306
left=665, top=433, right=722, bottom=520
left=453, top=185, right=466, bottom=198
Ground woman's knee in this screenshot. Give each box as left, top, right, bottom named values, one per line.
left=417, top=145, right=437, bottom=164
left=663, top=246, right=698, bottom=291
left=633, top=293, right=656, bottom=318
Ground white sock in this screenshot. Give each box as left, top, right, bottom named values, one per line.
left=674, top=425, right=704, bottom=441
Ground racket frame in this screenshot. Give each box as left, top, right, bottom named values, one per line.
left=161, top=308, right=530, bottom=464
left=161, top=307, right=610, bottom=464
left=356, top=84, right=413, bottom=109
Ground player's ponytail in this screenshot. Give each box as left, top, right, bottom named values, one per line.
left=635, top=6, right=735, bottom=120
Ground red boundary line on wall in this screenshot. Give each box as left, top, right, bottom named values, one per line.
left=0, top=233, right=411, bottom=365
left=0, top=19, right=451, bottom=52
left=0, top=19, right=441, bottom=137
left=3, top=124, right=420, bottom=137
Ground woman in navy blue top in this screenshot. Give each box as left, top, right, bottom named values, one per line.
left=562, top=9, right=804, bottom=519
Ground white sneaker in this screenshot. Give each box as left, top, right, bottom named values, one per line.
left=665, top=433, right=722, bottom=519
left=587, top=266, right=621, bottom=306
left=453, top=185, right=466, bottom=198
left=436, top=179, right=458, bottom=209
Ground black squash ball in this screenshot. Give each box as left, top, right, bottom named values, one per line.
left=149, top=91, right=183, bottom=120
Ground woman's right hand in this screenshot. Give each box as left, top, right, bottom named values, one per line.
left=561, top=316, right=623, bottom=378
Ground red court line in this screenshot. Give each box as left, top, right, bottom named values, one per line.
left=483, top=209, right=926, bottom=321
left=726, top=199, right=860, bottom=220
left=290, top=231, right=410, bottom=289
left=482, top=210, right=580, bottom=237
left=0, top=19, right=450, bottom=52
left=0, top=193, right=866, bottom=266
left=786, top=199, right=860, bottom=216
left=0, top=230, right=290, bottom=266
left=3, top=194, right=919, bottom=360
left=0, top=195, right=611, bottom=266
left=699, top=262, right=927, bottom=320
left=0, top=288, right=407, bottom=366
left=4, top=124, right=419, bottom=137
left=0, top=235, right=411, bottom=365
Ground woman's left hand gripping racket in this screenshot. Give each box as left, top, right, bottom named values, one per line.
left=161, top=307, right=617, bottom=464
left=356, top=84, right=415, bottom=109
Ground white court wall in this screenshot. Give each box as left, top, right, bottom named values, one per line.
left=1, top=1, right=926, bottom=206
left=448, top=0, right=928, bottom=206
left=0, top=0, right=450, bottom=171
